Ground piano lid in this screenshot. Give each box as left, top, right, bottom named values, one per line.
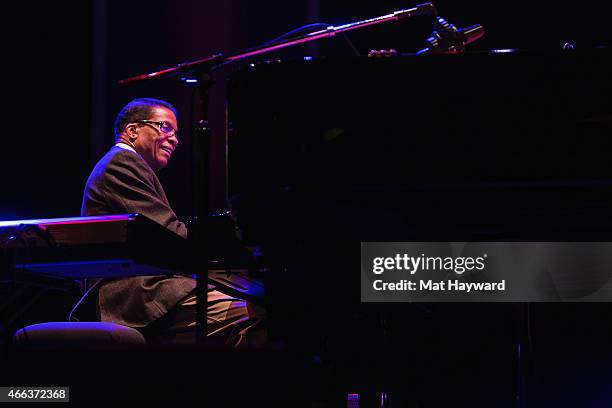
left=226, top=50, right=612, bottom=243
left=227, top=49, right=612, bottom=195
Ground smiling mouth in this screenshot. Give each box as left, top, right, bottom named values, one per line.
left=160, top=146, right=174, bottom=155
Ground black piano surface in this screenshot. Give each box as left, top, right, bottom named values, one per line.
left=225, top=50, right=612, bottom=398
left=228, top=49, right=612, bottom=244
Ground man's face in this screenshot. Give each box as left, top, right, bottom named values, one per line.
left=133, top=106, right=179, bottom=171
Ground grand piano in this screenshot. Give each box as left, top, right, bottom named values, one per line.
left=225, top=49, right=612, bottom=396
left=227, top=48, right=611, bottom=259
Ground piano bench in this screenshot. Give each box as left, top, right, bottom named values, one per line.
left=12, top=322, right=146, bottom=348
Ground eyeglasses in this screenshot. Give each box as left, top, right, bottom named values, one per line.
left=136, top=120, right=178, bottom=138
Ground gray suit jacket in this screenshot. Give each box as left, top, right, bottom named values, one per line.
left=81, top=146, right=195, bottom=327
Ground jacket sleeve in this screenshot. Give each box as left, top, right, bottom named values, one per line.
left=100, top=151, right=188, bottom=239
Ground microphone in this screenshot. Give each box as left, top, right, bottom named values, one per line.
left=417, top=16, right=485, bottom=54
left=393, top=2, right=438, bottom=19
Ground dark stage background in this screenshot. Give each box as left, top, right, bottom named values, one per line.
left=2, top=1, right=611, bottom=406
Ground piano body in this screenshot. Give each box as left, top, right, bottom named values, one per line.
left=226, top=50, right=612, bottom=391
left=227, top=49, right=612, bottom=266
left=227, top=50, right=611, bottom=242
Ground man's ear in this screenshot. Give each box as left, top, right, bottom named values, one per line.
left=125, top=123, right=139, bottom=142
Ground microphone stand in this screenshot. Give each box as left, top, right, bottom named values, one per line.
left=118, top=2, right=437, bottom=344
left=192, top=72, right=214, bottom=344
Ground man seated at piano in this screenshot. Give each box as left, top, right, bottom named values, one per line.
left=80, top=98, right=264, bottom=346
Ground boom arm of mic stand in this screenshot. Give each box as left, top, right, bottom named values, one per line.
left=118, top=2, right=437, bottom=85
left=224, top=2, right=436, bottom=60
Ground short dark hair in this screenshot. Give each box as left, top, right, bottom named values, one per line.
left=114, top=98, right=178, bottom=141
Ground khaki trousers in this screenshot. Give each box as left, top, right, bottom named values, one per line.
left=144, top=288, right=266, bottom=348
